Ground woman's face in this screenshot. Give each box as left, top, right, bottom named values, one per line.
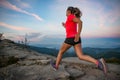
left=66, top=10, right=71, bottom=16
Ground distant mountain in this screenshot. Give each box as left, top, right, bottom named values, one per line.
left=84, top=50, right=120, bottom=59
left=29, top=46, right=76, bottom=58
left=83, top=47, right=120, bottom=54
left=29, top=46, right=120, bottom=59
left=29, top=46, right=58, bottom=57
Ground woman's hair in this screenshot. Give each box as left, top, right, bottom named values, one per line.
left=67, top=6, right=82, bottom=18
left=74, top=7, right=82, bottom=18
left=67, top=6, right=75, bottom=14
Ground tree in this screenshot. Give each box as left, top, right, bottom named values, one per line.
left=24, top=34, right=28, bottom=47
left=0, top=33, right=4, bottom=40
left=22, top=33, right=29, bottom=48
left=18, top=33, right=29, bottom=48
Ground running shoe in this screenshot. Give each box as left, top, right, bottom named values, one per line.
left=50, top=60, right=58, bottom=71
left=98, top=58, right=107, bottom=75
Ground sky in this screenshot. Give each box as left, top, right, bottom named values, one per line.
left=0, top=0, right=120, bottom=45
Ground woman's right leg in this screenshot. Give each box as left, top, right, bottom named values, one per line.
left=55, top=43, right=71, bottom=68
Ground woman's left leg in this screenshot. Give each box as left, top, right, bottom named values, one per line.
left=74, top=43, right=108, bottom=74
left=74, top=43, right=98, bottom=65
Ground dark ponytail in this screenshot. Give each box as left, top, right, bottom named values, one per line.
left=67, top=6, right=82, bottom=18
left=73, top=7, right=82, bottom=18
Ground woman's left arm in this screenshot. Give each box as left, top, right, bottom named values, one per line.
left=73, top=18, right=82, bottom=42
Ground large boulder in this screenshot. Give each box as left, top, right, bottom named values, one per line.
left=66, top=67, right=85, bottom=78
left=0, top=64, right=70, bottom=80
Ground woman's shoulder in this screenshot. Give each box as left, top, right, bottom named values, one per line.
left=72, top=17, right=82, bottom=23
left=80, top=19, right=82, bottom=23
left=67, top=14, right=75, bottom=20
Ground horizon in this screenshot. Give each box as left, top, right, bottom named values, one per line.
left=0, top=0, right=120, bottom=46
left=29, top=37, right=120, bottom=49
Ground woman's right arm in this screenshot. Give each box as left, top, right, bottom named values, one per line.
left=62, top=22, right=66, bottom=28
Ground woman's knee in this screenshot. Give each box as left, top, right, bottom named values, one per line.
left=78, top=54, right=85, bottom=60
left=60, top=46, right=69, bottom=53
left=58, top=48, right=66, bottom=54
left=59, top=49, right=65, bottom=54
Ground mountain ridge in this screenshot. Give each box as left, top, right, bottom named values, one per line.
left=29, top=45, right=120, bottom=60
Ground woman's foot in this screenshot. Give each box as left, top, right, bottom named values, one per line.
left=97, top=58, right=107, bottom=75
left=50, top=60, right=58, bottom=71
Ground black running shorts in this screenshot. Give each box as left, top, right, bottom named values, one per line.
left=64, top=37, right=81, bottom=46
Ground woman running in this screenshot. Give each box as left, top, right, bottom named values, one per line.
left=51, top=6, right=107, bottom=75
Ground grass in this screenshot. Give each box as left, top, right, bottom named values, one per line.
left=105, top=58, right=120, bottom=64
left=0, top=56, right=19, bottom=68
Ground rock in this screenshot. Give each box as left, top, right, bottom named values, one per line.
left=17, top=59, right=51, bottom=66
left=107, top=64, right=120, bottom=73
left=17, top=60, right=36, bottom=66
left=14, top=53, right=28, bottom=59
left=0, top=47, right=28, bottom=58
left=0, top=76, right=4, bottom=80
left=0, top=64, right=70, bottom=80
left=26, top=55, right=48, bottom=60
left=40, top=64, right=70, bottom=80
left=80, top=75, right=97, bottom=80
left=36, top=59, right=50, bottom=65
left=0, top=56, right=19, bottom=68
left=66, top=67, right=85, bottom=78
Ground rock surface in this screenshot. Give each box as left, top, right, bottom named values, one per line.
left=0, top=39, right=120, bottom=80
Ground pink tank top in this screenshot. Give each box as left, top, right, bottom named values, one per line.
left=65, top=14, right=77, bottom=38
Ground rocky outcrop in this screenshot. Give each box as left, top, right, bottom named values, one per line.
left=0, top=39, right=120, bottom=80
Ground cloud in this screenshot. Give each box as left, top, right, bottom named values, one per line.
left=0, top=22, right=32, bottom=32
left=51, top=0, right=120, bottom=38
left=82, top=25, right=120, bottom=38
left=0, top=0, right=43, bottom=21
left=15, top=0, right=31, bottom=8
left=26, top=33, right=45, bottom=42
left=3, top=32, right=45, bottom=43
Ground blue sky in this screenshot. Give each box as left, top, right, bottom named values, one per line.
left=0, top=0, right=120, bottom=43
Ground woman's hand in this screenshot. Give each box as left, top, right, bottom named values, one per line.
left=62, top=22, right=65, bottom=28
left=74, top=34, right=80, bottom=42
